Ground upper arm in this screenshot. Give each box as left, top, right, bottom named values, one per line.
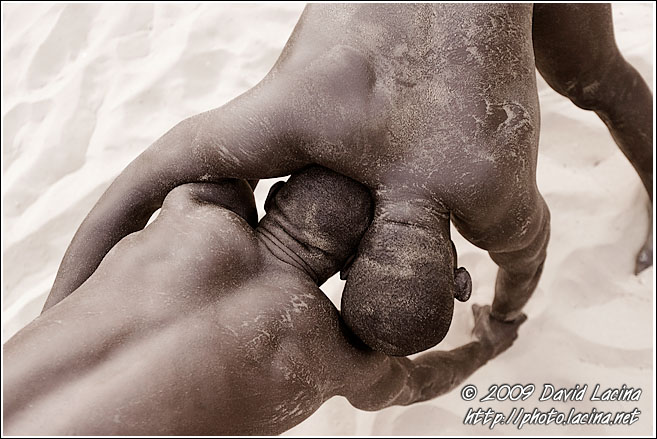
left=334, top=338, right=493, bottom=410
left=271, top=284, right=413, bottom=412
left=315, top=313, right=416, bottom=411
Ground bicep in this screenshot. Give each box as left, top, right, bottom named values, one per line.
left=90, top=85, right=310, bottom=242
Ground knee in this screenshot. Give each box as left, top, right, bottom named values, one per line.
left=544, top=53, right=630, bottom=111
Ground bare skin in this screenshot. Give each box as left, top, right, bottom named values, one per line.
left=3, top=168, right=525, bottom=435
left=42, top=4, right=652, bottom=355
left=532, top=3, right=653, bottom=273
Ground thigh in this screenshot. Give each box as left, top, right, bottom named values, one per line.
left=532, top=3, right=620, bottom=95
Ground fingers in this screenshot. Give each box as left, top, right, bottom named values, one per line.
left=471, top=304, right=490, bottom=339
left=503, top=313, right=528, bottom=334
left=469, top=303, right=527, bottom=358
left=341, top=199, right=457, bottom=356
left=471, top=304, right=526, bottom=341
left=514, top=313, right=528, bottom=325
left=472, top=304, right=526, bottom=326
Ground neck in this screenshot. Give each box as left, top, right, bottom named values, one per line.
left=256, top=218, right=338, bottom=285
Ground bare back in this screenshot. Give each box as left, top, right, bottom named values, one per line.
left=3, top=184, right=365, bottom=435
left=273, top=3, right=541, bottom=247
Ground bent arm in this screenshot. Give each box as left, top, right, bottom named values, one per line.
left=43, top=84, right=307, bottom=312
left=394, top=342, right=493, bottom=406
left=343, top=305, right=525, bottom=410
left=345, top=341, right=493, bottom=411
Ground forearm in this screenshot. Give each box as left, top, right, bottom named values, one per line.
left=43, top=154, right=163, bottom=311
left=395, top=341, right=493, bottom=406
left=43, top=91, right=303, bottom=312
left=490, top=261, right=544, bottom=321
left=402, top=342, right=492, bottom=405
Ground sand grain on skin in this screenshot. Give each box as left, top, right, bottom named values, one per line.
left=2, top=2, right=653, bottom=435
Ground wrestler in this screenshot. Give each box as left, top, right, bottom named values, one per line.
left=42, top=4, right=652, bottom=355
left=3, top=167, right=525, bottom=435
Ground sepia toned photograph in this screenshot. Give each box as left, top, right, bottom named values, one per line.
left=2, top=2, right=654, bottom=436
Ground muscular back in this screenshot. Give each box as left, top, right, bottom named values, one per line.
left=276, top=4, right=539, bottom=217
left=3, top=181, right=359, bottom=435
left=254, top=4, right=544, bottom=354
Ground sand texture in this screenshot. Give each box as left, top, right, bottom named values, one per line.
left=2, top=2, right=654, bottom=435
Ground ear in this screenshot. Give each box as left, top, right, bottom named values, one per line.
left=454, top=267, right=472, bottom=302
left=264, top=181, right=286, bottom=212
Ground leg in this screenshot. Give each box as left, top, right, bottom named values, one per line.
left=533, top=3, right=653, bottom=273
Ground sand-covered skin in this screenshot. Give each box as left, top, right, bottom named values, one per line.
left=2, top=3, right=653, bottom=435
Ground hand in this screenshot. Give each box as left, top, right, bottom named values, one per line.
left=472, top=304, right=527, bottom=358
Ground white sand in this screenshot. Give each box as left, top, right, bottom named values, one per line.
left=2, top=3, right=654, bottom=435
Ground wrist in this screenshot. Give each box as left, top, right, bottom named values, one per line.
left=490, top=308, right=522, bottom=323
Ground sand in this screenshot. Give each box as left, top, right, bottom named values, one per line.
left=2, top=2, right=654, bottom=436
